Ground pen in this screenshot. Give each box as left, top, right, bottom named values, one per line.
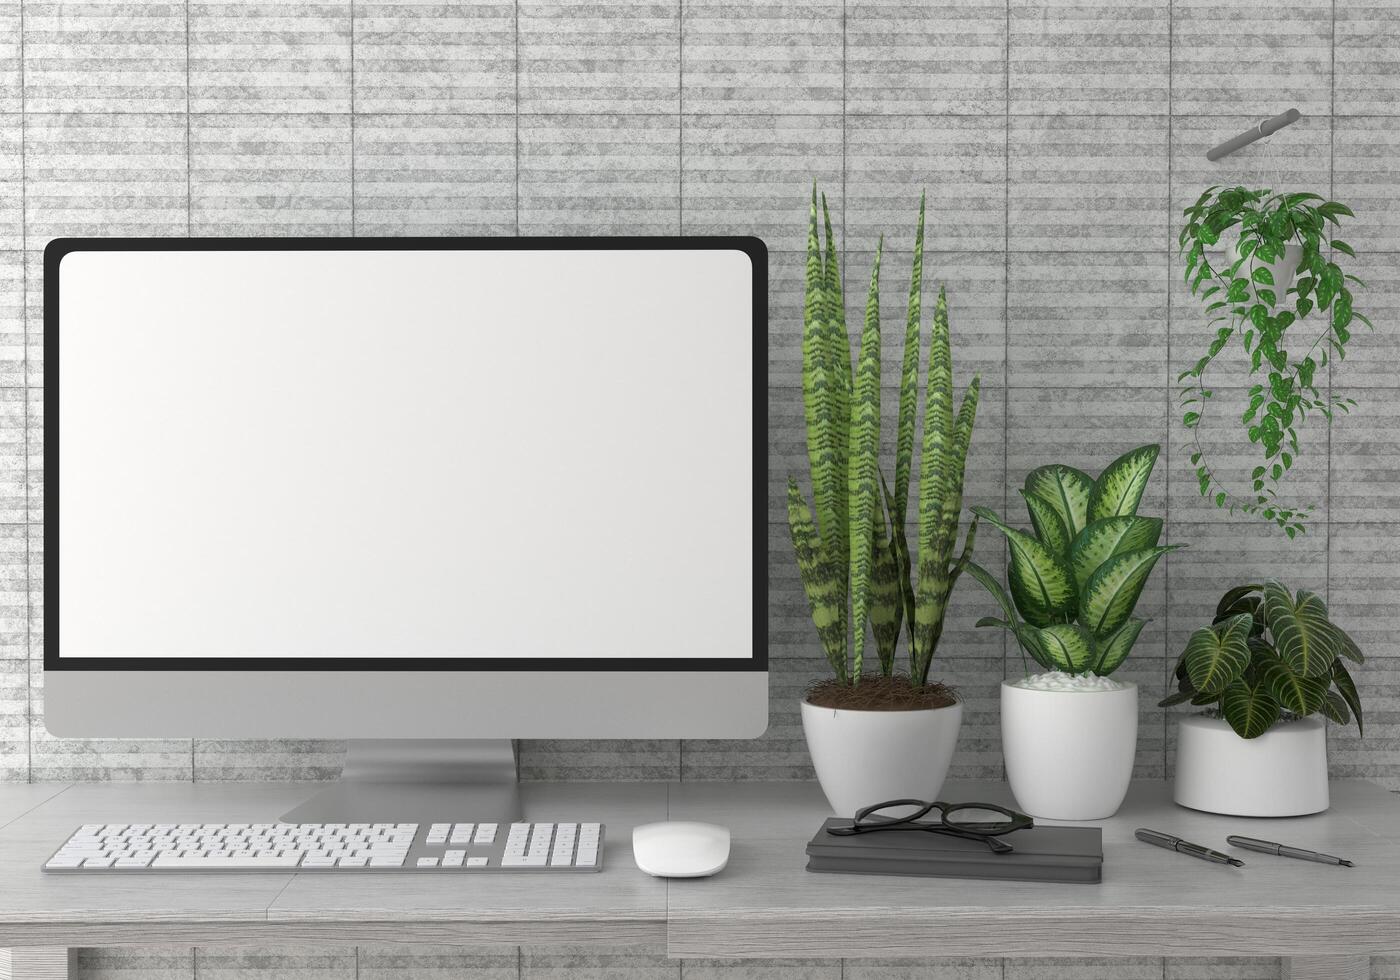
left=1135, top=828, right=1244, bottom=867
left=1227, top=835, right=1355, bottom=867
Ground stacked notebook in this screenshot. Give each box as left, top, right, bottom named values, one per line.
left=805, top=819, right=1103, bottom=884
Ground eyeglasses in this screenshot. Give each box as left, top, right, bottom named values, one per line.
left=826, top=799, right=1034, bottom=854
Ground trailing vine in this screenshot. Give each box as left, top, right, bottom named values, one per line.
left=1177, top=186, right=1371, bottom=538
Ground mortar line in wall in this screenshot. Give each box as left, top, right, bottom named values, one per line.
left=514, top=0, right=520, bottom=235
left=20, top=0, right=29, bottom=783
left=678, top=0, right=683, bottom=236
left=1000, top=0, right=1010, bottom=731
left=1162, top=0, right=1173, bottom=782
left=349, top=0, right=356, bottom=236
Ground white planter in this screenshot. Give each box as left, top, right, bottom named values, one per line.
left=1228, top=238, right=1304, bottom=297
left=1174, top=715, right=1328, bottom=817
left=1001, top=680, right=1137, bottom=820
left=800, top=698, right=962, bottom=818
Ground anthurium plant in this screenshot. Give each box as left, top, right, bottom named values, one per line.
left=1160, top=582, right=1364, bottom=739
left=965, top=446, right=1178, bottom=676
left=786, top=184, right=981, bottom=690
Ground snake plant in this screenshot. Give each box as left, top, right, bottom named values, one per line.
left=786, top=185, right=981, bottom=687
left=1159, top=582, right=1364, bottom=739
left=965, top=445, right=1178, bottom=676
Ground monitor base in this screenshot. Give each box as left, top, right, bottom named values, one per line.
left=280, top=739, right=521, bottom=823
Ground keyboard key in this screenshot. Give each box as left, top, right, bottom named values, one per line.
left=465, top=856, right=488, bottom=867
left=416, top=857, right=440, bottom=868
left=443, top=849, right=465, bottom=867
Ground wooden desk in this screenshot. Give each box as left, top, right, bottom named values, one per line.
left=1, top=780, right=1396, bottom=980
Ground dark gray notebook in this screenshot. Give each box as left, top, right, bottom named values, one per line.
left=805, top=819, right=1103, bottom=884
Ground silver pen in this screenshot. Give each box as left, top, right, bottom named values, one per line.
left=1227, top=835, right=1354, bottom=867
left=1136, top=828, right=1244, bottom=866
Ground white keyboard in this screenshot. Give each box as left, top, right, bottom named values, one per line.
left=43, top=821, right=605, bottom=873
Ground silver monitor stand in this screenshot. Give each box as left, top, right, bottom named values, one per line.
left=280, top=739, right=521, bottom=823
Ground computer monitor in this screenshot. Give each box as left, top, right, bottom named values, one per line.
left=44, top=238, right=767, bottom=820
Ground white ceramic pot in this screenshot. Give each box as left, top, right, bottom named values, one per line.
left=800, top=697, right=963, bottom=818
left=1174, top=715, right=1328, bottom=816
left=1228, top=238, right=1304, bottom=297
left=1001, top=681, right=1138, bottom=820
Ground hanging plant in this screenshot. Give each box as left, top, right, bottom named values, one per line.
left=1177, top=186, right=1372, bottom=538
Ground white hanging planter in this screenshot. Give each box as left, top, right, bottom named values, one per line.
left=1227, top=237, right=1304, bottom=298
left=1173, top=715, right=1328, bottom=817
left=1001, top=679, right=1138, bottom=821
left=800, top=698, right=962, bottom=818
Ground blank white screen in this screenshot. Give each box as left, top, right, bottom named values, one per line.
left=57, top=248, right=755, bottom=659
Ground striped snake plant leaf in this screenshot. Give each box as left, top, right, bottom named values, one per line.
left=1078, top=544, right=1178, bottom=638
left=1023, top=464, right=1095, bottom=540
left=939, top=372, right=981, bottom=566
left=1220, top=679, right=1281, bottom=739
left=1182, top=613, right=1253, bottom=695
left=1262, top=582, right=1339, bottom=678
left=801, top=188, right=849, bottom=620
left=1333, top=658, right=1363, bottom=735
left=785, top=477, right=847, bottom=680
left=1067, top=516, right=1163, bottom=593
left=914, top=286, right=957, bottom=662
left=1092, top=616, right=1146, bottom=675
left=971, top=506, right=1077, bottom=628
left=880, top=474, right=916, bottom=650
left=1086, top=444, right=1160, bottom=522
left=1259, top=655, right=1330, bottom=715
left=893, top=192, right=925, bottom=526
left=847, top=243, right=885, bottom=681
left=1021, top=489, right=1071, bottom=558
left=1024, top=623, right=1098, bottom=673
left=867, top=486, right=903, bottom=676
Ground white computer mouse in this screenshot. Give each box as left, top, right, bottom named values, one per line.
left=631, top=821, right=730, bottom=878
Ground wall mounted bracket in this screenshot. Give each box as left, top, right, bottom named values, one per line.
left=1206, top=108, right=1302, bottom=161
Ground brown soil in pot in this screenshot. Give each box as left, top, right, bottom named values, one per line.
left=805, top=675, right=957, bottom=711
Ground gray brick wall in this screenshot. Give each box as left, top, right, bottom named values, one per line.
left=4, top=0, right=1399, bottom=977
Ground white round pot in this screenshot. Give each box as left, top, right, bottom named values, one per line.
left=1228, top=238, right=1304, bottom=296
left=800, top=697, right=962, bottom=818
left=1001, top=680, right=1137, bottom=820
left=1174, top=715, right=1328, bottom=817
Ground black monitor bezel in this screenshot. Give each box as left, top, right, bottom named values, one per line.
left=44, top=236, right=768, bottom=673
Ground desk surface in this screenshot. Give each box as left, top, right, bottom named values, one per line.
left=0, top=779, right=1397, bottom=959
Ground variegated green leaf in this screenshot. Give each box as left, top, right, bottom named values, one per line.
left=1067, top=516, right=1163, bottom=593
left=972, top=506, right=1076, bottom=627
left=1182, top=613, right=1253, bottom=695
left=801, top=188, right=849, bottom=616
left=914, top=286, right=957, bottom=662
left=1262, top=582, right=1339, bottom=678
left=1087, top=444, right=1160, bottom=521
left=1214, top=583, right=1263, bottom=623
left=940, top=374, right=980, bottom=564
left=1221, top=680, right=1281, bottom=739
left=1021, top=488, right=1071, bottom=558
left=1322, top=689, right=1352, bottom=726
left=1333, top=658, right=1363, bottom=735
left=786, top=478, right=846, bottom=680
left=1093, top=616, right=1146, bottom=675
left=1078, top=545, right=1177, bottom=637
left=894, top=192, right=925, bottom=525
left=966, top=560, right=1018, bottom=627
left=868, top=487, right=902, bottom=676
left=1023, top=465, right=1094, bottom=540
left=1025, top=623, right=1098, bottom=673
left=1259, top=655, right=1329, bottom=715
left=1326, top=620, right=1366, bottom=664
left=847, top=244, right=884, bottom=681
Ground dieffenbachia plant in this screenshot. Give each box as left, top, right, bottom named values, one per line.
left=786, top=185, right=981, bottom=687
left=965, top=446, right=1177, bottom=676
left=1159, top=582, right=1364, bottom=739
left=1178, top=187, right=1370, bottom=538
